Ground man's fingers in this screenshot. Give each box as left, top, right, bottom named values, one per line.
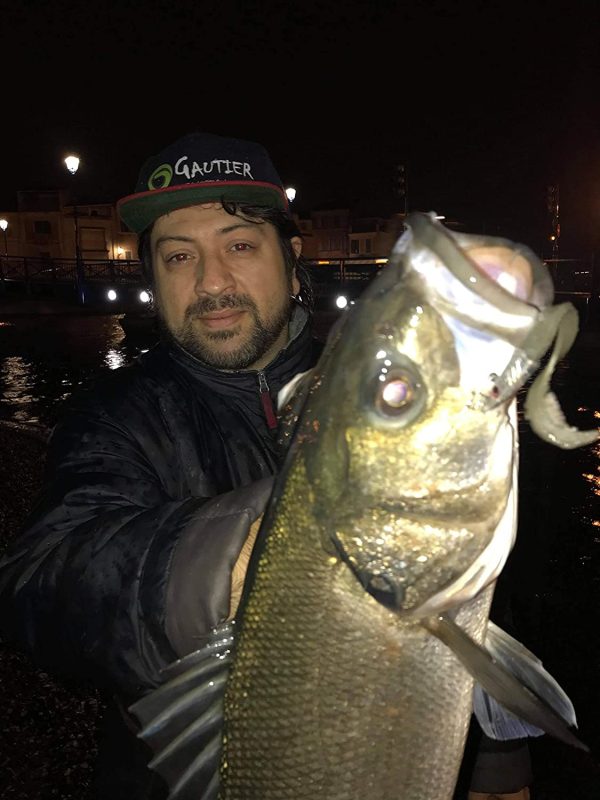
left=228, top=516, right=262, bottom=620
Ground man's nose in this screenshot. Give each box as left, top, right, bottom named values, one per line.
left=194, top=253, right=236, bottom=297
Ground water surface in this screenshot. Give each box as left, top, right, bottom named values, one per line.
left=0, top=315, right=155, bottom=427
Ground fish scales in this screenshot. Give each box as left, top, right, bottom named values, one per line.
left=221, top=456, right=493, bottom=799
left=131, top=212, right=596, bottom=800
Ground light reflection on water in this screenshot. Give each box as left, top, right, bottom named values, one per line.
left=0, top=314, right=154, bottom=429
left=583, top=470, right=600, bottom=496
left=1, top=355, right=37, bottom=423
left=104, top=348, right=126, bottom=370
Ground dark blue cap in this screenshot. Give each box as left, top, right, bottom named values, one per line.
left=118, top=132, right=288, bottom=233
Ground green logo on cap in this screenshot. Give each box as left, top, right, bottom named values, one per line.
left=148, top=163, right=173, bottom=190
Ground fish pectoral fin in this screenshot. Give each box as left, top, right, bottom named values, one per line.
left=129, top=623, right=234, bottom=800
left=424, top=614, right=587, bottom=752
left=472, top=684, right=545, bottom=740
left=483, top=620, right=577, bottom=727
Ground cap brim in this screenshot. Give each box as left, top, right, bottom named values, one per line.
left=118, top=182, right=288, bottom=234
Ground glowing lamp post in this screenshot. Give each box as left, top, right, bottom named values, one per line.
left=0, top=218, right=7, bottom=255
left=0, top=218, right=7, bottom=290
left=64, top=154, right=86, bottom=305
left=285, top=186, right=297, bottom=203
left=64, top=154, right=80, bottom=176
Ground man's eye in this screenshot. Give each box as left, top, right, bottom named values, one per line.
left=165, top=252, right=190, bottom=264
left=230, top=242, right=254, bottom=252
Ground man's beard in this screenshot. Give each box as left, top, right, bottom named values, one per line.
left=158, top=291, right=293, bottom=370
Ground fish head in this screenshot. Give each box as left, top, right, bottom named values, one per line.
left=292, top=213, right=561, bottom=618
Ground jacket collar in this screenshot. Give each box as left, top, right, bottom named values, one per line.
left=162, top=305, right=316, bottom=393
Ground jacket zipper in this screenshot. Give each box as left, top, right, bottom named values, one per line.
left=257, top=371, right=278, bottom=430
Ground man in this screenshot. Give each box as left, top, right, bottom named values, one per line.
left=0, top=132, right=322, bottom=799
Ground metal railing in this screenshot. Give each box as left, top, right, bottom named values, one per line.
left=0, top=256, right=143, bottom=285
left=0, top=254, right=595, bottom=298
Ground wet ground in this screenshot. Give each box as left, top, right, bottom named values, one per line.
left=0, top=311, right=598, bottom=798
left=0, top=422, right=103, bottom=799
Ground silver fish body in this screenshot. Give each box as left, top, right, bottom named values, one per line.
left=132, top=213, right=596, bottom=800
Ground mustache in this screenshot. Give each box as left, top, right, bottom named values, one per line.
left=184, top=294, right=258, bottom=319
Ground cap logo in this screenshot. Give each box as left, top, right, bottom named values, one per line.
left=174, top=156, right=255, bottom=181
left=148, top=164, right=174, bottom=190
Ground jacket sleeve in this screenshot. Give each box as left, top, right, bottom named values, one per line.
left=0, top=402, right=273, bottom=700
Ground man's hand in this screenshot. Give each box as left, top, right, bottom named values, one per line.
left=228, top=515, right=262, bottom=620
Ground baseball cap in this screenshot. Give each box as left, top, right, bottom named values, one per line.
left=117, top=132, right=289, bottom=234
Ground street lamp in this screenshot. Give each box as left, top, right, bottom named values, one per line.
left=64, top=154, right=86, bottom=305
left=0, top=218, right=7, bottom=291
left=285, top=186, right=297, bottom=203
left=0, top=218, right=7, bottom=256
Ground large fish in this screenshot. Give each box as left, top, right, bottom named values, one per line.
left=131, top=213, right=597, bottom=800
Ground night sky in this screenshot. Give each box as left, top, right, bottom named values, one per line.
left=1, top=0, right=599, bottom=256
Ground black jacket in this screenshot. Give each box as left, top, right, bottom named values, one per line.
left=0, top=308, right=322, bottom=702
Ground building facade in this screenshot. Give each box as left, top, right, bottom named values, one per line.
left=0, top=192, right=406, bottom=265
left=0, top=190, right=138, bottom=265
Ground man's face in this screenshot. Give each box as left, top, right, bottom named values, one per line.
left=150, top=203, right=301, bottom=370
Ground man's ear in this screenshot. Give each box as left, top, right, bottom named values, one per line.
left=291, top=236, right=302, bottom=295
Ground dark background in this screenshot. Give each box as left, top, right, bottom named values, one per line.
left=1, top=0, right=599, bottom=257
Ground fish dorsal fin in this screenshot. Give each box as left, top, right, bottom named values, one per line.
left=129, top=623, right=235, bottom=800
left=424, top=614, right=587, bottom=752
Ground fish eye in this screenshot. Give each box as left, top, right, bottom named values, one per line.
left=367, top=357, right=426, bottom=425
left=376, top=372, right=415, bottom=415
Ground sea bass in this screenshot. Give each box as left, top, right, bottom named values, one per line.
left=131, top=213, right=597, bottom=800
